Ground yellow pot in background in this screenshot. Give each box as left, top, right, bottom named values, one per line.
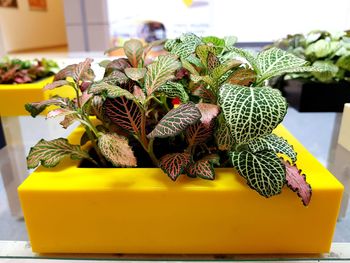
left=18, top=125, right=343, bottom=254
left=0, top=76, right=74, bottom=116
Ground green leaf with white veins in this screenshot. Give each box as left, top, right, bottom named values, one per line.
left=248, top=134, right=297, bottom=162
left=231, top=150, right=286, bottom=197
left=145, top=55, right=181, bottom=95
left=218, top=84, right=287, bottom=144
left=89, top=82, right=135, bottom=100
left=27, top=138, right=92, bottom=169
left=255, top=48, right=326, bottom=85
left=157, top=82, right=189, bottom=103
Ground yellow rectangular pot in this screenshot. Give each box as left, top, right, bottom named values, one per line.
left=0, top=76, right=74, bottom=116
left=18, top=125, right=343, bottom=254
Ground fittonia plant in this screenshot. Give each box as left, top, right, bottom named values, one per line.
left=26, top=33, right=327, bottom=206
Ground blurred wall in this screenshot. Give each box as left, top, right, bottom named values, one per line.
left=0, top=0, right=67, bottom=53
left=211, top=0, right=350, bottom=42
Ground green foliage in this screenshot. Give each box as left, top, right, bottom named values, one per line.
left=26, top=33, right=317, bottom=205
left=270, top=30, right=350, bottom=83
left=27, top=138, right=93, bottom=169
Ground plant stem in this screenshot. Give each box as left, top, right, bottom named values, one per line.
left=147, top=138, right=159, bottom=166
left=84, top=125, right=108, bottom=167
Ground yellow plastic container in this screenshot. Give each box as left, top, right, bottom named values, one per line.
left=18, top=125, right=343, bottom=254
left=0, top=76, right=74, bottom=116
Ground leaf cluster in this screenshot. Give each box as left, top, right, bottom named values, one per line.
left=26, top=34, right=320, bottom=205
left=269, top=30, right=350, bottom=83
left=0, top=57, right=59, bottom=84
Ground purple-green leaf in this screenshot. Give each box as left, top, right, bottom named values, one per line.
left=147, top=102, right=202, bottom=139
left=27, top=138, right=92, bottom=169
left=124, top=39, right=144, bottom=67
left=159, top=152, right=191, bottom=181
left=54, top=58, right=94, bottom=82
left=283, top=159, right=312, bottom=206
left=43, top=80, right=71, bottom=91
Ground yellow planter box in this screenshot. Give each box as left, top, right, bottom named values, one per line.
left=0, top=76, right=74, bottom=116
left=18, top=125, right=343, bottom=254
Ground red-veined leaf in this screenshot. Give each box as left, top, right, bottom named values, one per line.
left=124, top=39, right=144, bottom=67
left=54, top=58, right=94, bottom=82
left=54, top=65, right=76, bottom=81
left=196, top=103, right=220, bottom=126
left=159, top=152, right=191, bottom=181
left=89, top=81, right=134, bottom=99
left=186, top=121, right=214, bottom=146
left=79, top=91, right=93, bottom=106
left=105, top=58, right=131, bottom=75
left=186, top=154, right=220, bottom=180
left=147, top=102, right=201, bottom=139
left=283, top=159, right=312, bottom=206
left=43, top=80, right=71, bottom=91
left=145, top=54, right=181, bottom=95
left=27, top=138, right=92, bottom=169
left=25, top=97, right=70, bottom=118
left=98, top=133, right=137, bottom=167
left=104, top=97, right=142, bottom=134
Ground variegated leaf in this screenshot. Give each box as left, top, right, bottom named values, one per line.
left=195, top=44, right=218, bottom=68
left=145, top=54, right=181, bottom=95
left=123, top=39, right=144, bottom=67
left=133, top=86, right=146, bottom=102
left=54, top=65, right=76, bottom=81
left=46, top=108, right=76, bottom=119
left=215, top=115, right=234, bottom=151
left=159, top=152, right=191, bottom=181
left=105, top=58, right=131, bottom=76
left=43, top=80, right=71, bottom=91
left=180, top=58, right=199, bottom=75
left=157, top=81, right=189, bottom=103
left=231, top=150, right=286, bottom=197
left=196, top=103, right=220, bottom=126
left=226, top=46, right=259, bottom=72
left=210, top=59, right=242, bottom=81
left=60, top=114, right=79, bottom=129
left=186, top=154, right=220, bottom=180
left=147, top=102, right=201, bottom=138
left=98, top=133, right=137, bottom=167
left=207, top=52, right=220, bottom=72
left=192, top=84, right=216, bottom=102
left=248, top=134, right=297, bottom=162
left=186, top=121, right=214, bottom=146
left=228, top=68, right=256, bottom=86
left=89, top=82, right=134, bottom=100
left=71, top=58, right=95, bottom=82
left=124, top=67, right=147, bottom=81
left=103, top=70, right=129, bottom=85
left=25, top=97, right=70, bottom=118
left=91, top=96, right=105, bottom=120
left=167, top=33, right=202, bottom=59
left=104, top=97, right=142, bottom=134
left=255, top=48, right=312, bottom=84
left=283, top=160, right=312, bottom=206
left=218, top=84, right=287, bottom=144
left=27, top=138, right=91, bottom=169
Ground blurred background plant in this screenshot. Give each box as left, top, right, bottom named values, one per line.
left=0, top=57, right=59, bottom=84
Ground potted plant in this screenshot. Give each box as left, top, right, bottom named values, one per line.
left=269, top=30, right=350, bottom=112
left=0, top=57, right=73, bottom=116
left=18, top=33, right=343, bottom=254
